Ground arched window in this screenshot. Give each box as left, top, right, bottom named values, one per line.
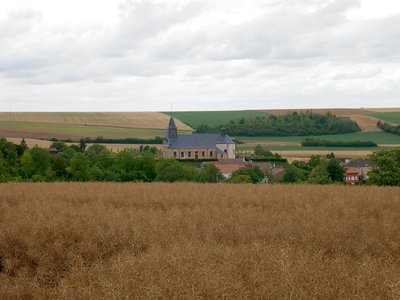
left=210, top=151, right=213, bottom=157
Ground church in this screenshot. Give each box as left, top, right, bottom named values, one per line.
left=163, top=117, right=236, bottom=160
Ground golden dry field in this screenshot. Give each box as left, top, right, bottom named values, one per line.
left=5, top=137, right=163, bottom=152
left=0, top=112, right=191, bottom=130
left=1, top=183, right=400, bottom=299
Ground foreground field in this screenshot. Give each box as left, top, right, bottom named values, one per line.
left=1, top=183, right=400, bottom=299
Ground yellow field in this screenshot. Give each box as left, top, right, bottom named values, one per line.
left=0, top=112, right=191, bottom=131
left=5, top=137, right=163, bottom=152
left=1, top=183, right=400, bottom=299
left=363, top=108, right=400, bottom=112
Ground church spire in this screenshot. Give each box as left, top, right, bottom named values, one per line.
left=167, top=116, right=178, bottom=141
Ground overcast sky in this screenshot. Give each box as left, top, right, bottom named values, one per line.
left=0, top=0, right=400, bottom=111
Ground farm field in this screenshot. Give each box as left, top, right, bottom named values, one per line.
left=0, top=112, right=191, bottom=130
left=166, top=110, right=268, bottom=127
left=262, top=108, right=385, bottom=132
left=5, top=138, right=163, bottom=152
left=0, top=121, right=181, bottom=140
left=1, top=183, right=400, bottom=299
left=236, top=131, right=400, bottom=145
left=369, top=112, right=400, bottom=124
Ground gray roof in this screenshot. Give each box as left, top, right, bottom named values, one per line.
left=169, top=133, right=234, bottom=148
left=168, top=117, right=177, bottom=129
left=345, top=158, right=373, bottom=168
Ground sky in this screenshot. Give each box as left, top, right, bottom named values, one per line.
left=0, top=0, right=400, bottom=111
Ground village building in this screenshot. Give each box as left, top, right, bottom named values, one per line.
left=344, top=168, right=360, bottom=184
left=344, top=158, right=373, bottom=182
left=163, top=117, right=236, bottom=159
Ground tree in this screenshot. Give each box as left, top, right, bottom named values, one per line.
left=52, top=153, right=68, bottom=178
left=50, top=141, right=68, bottom=152
left=21, top=152, right=35, bottom=178
left=308, top=159, right=332, bottom=184
left=196, top=164, right=223, bottom=183
left=155, top=159, right=195, bottom=182
left=282, top=166, right=305, bottom=183
left=27, top=147, right=50, bottom=176
left=230, top=166, right=264, bottom=183
left=79, top=138, right=87, bottom=153
left=16, top=138, right=28, bottom=156
left=68, top=153, right=90, bottom=181
left=368, top=149, right=400, bottom=186
left=0, top=152, right=9, bottom=182
left=86, top=145, right=113, bottom=169
left=230, top=174, right=252, bottom=183
left=327, top=158, right=345, bottom=182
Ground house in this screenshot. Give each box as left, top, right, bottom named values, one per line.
left=344, top=158, right=373, bottom=181
left=207, top=161, right=245, bottom=178
left=206, top=159, right=286, bottom=180
left=163, top=117, right=236, bottom=159
left=345, top=168, right=360, bottom=184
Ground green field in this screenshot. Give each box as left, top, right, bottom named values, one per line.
left=369, top=112, right=400, bottom=124
left=166, top=110, right=268, bottom=127
left=236, top=131, right=400, bottom=145
left=0, top=121, right=173, bottom=139
left=237, top=145, right=396, bottom=151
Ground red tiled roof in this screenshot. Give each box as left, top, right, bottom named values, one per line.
left=345, top=167, right=359, bottom=175
left=207, top=162, right=243, bottom=174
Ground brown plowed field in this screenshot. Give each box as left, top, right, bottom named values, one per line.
left=1, top=183, right=400, bottom=299
left=0, top=112, right=191, bottom=130
left=0, top=125, right=83, bottom=141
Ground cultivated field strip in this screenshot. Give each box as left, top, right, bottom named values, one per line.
left=0, top=183, right=399, bottom=299
left=0, top=112, right=192, bottom=130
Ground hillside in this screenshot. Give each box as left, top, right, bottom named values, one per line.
left=0, top=112, right=191, bottom=130
left=0, top=112, right=192, bottom=140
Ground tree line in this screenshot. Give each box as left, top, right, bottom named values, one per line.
left=377, top=121, right=400, bottom=136
left=1, top=138, right=399, bottom=186
left=301, top=139, right=377, bottom=147
left=196, top=111, right=361, bottom=136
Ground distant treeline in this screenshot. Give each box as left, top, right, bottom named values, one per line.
left=52, top=136, right=164, bottom=144
left=301, top=139, right=377, bottom=147
left=196, top=111, right=360, bottom=136
left=377, top=121, right=400, bottom=136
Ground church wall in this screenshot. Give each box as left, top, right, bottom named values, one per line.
left=165, top=148, right=219, bottom=159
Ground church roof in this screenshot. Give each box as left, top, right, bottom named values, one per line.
left=168, top=116, right=177, bottom=129
left=169, top=133, right=235, bottom=148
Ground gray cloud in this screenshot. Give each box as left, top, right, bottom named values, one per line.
left=0, top=0, right=399, bottom=111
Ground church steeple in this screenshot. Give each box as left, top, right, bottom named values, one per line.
left=167, top=116, right=178, bottom=141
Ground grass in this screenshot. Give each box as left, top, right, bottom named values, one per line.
left=236, top=131, right=400, bottom=145
left=237, top=145, right=393, bottom=151
left=0, top=112, right=192, bottom=130
left=370, top=112, right=400, bottom=124
left=166, top=110, right=268, bottom=127
left=1, top=183, right=400, bottom=298
left=0, top=121, right=180, bottom=139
